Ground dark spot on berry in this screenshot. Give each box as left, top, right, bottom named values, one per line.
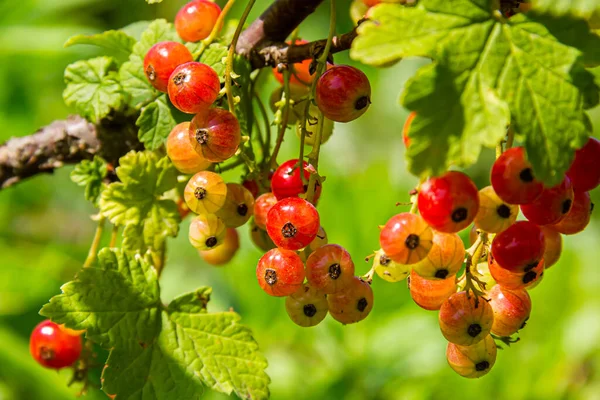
left=357, top=297, right=368, bottom=312
left=145, top=65, right=156, bottom=81
left=379, top=254, right=391, bottom=266
left=451, top=207, right=468, bottom=223
left=519, top=168, right=534, bottom=182
left=328, top=263, right=341, bottom=280
left=475, top=361, right=490, bottom=371
left=355, top=96, right=370, bottom=111
left=264, top=268, right=277, bottom=286
left=524, top=261, right=538, bottom=272
left=561, top=199, right=572, bottom=214
left=40, top=346, right=55, bottom=361
left=205, top=236, right=217, bottom=248
left=194, top=187, right=207, bottom=200
left=195, top=129, right=209, bottom=145
left=173, top=72, right=186, bottom=86
left=497, top=204, right=511, bottom=219
left=281, top=222, right=297, bottom=238
left=467, top=323, right=482, bottom=337
left=522, top=270, right=537, bottom=284
left=237, top=204, right=248, bottom=216
left=405, top=234, right=420, bottom=250
left=303, top=304, right=317, bottom=317
left=435, top=269, right=449, bottom=279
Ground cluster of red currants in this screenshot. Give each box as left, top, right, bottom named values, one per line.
left=30, top=319, right=83, bottom=370
left=374, top=115, right=598, bottom=378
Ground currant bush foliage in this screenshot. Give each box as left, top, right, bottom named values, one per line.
left=533, top=0, right=600, bottom=18
left=351, top=0, right=600, bottom=186
left=41, top=249, right=270, bottom=399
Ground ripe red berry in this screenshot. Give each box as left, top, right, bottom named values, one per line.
left=373, top=249, right=411, bottom=283
left=249, top=220, right=276, bottom=251
left=144, top=41, right=193, bottom=92
left=167, top=122, right=212, bottom=174
left=266, top=197, right=320, bottom=250
left=488, top=254, right=544, bottom=290
left=566, top=137, right=600, bottom=192
left=491, top=147, right=543, bottom=204
left=521, top=176, right=574, bottom=225
left=253, top=192, right=278, bottom=230
left=540, top=226, right=562, bottom=268
left=271, top=159, right=321, bottom=202
left=474, top=186, right=518, bottom=233
left=316, top=65, right=371, bottom=123
left=256, top=248, right=305, bottom=297
left=439, top=291, right=494, bottom=346
left=361, top=0, right=381, bottom=6
left=446, top=335, right=497, bottom=379
left=412, top=232, right=465, bottom=280
left=199, top=227, right=239, bottom=266
left=184, top=171, right=227, bottom=214
left=175, top=0, right=221, bottom=42
left=408, top=270, right=457, bottom=310
left=402, top=111, right=416, bottom=148
left=306, top=244, right=355, bottom=294
left=30, top=320, right=82, bottom=369
left=189, top=108, right=241, bottom=162
left=189, top=214, right=226, bottom=250
left=167, top=62, right=220, bottom=114
left=379, top=213, right=433, bottom=264
left=490, top=221, right=545, bottom=273
left=327, top=277, right=374, bottom=324
left=418, top=171, right=480, bottom=233
left=285, top=284, right=329, bottom=327
left=551, top=191, right=593, bottom=235
left=215, top=183, right=255, bottom=228
left=488, top=285, right=531, bottom=337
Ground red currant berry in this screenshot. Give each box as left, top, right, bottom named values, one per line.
left=408, top=270, right=457, bottom=311
left=490, top=147, right=543, bottom=204
left=189, top=214, right=226, bottom=250
left=215, top=183, right=255, bottom=228
left=566, top=137, right=600, bottom=192
left=488, top=254, right=544, bottom=290
left=447, top=335, right=497, bottom=379
left=256, top=248, right=305, bottom=297
left=253, top=192, right=278, bottom=230
left=167, top=62, right=220, bottom=114
left=327, top=276, right=374, bottom=324
left=242, top=179, right=260, bottom=198
left=271, top=159, right=321, bottom=202
left=184, top=171, right=227, bottom=214
left=167, top=122, right=212, bottom=174
left=551, top=191, right=593, bottom=235
left=249, top=220, right=276, bottom=251
left=361, top=0, right=381, bottom=6
left=374, top=249, right=411, bottom=283
left=474, top=186, right=518, bottom=233
left=402, top=111, right=416, bottom=148
left=488, top=284, right=531, bottom=337
left=266, top=197, right=320, bottom=251
left=189, top=108, right=241, bottom=162
left=379, top=213, right=434, bottom=264
left=316, top=65, right=371, bottom=123
left=412, top=232, right=464, bottom=280
left=144, top=41, right=193, bottom=92
left=306, top=244, right=355, bottom=294
left=418, top=171, right=480, bottom=233
left=199, top=227, right=239, bottom=266
left=490, top=221, right=545, bottom=273
left=175, top=0, right=221, bottom=42
left=540, top=226, right=562, bottom=269
left=30, top=320, right=82, bottom=369
left=521, top=176, right=574, bottom=225
left=272, top=40, right=315, bottom=88
left=285, top=284, right=328, bottom=327
left=439, top=291, right=494, bottom=346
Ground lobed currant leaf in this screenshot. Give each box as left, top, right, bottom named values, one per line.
left=136, top=95, right=176, bottom=150
left=133, top=19, right=179, bottom=58
left=533, top=0, right=600, bottom=18
left=120, top=21, right=152, bottom=40
left=198, top=43, right=229, bottom=79
left=64, top=30, right=136, bottom=64
left=63, top=56, right=124, bottom=123
left=70, top=156, right=107, bottom=205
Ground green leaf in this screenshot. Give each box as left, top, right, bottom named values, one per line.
left=64, top=30, right=136, bottom=63
left=40, top=248, right=161, bottom=348
left=136, top=95, right=176, bottom=150
left=70, top=156, right=108, bottom=205
left=533, top=0, right=600, bottom=18
left=231, top=55, right=254, bottom=137
left=354, top=1, right=591, bottom=185
left=199, top=43, right=228, bottom=78
left=63, top=56, right=124, bottom=122
left=133, top=19, right=179, bottom=58
left=146, top=0, right=163, bottom=3
left=120, top=21, right=152, bottom=41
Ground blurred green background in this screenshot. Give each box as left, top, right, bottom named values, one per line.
left=1, top=0, right=599, bottom=399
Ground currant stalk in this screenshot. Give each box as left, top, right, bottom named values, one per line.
left=193, top=0, right=237, bottom=59
left=83, top=216, right=106, bottom=268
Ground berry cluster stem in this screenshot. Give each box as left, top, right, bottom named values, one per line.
left=83, top=216, right=105, bottom=268
left=460, top=231, right=489, bottom=304
left=109, top=224, right=119, bottom=248
left=193, top=0, right=237, bottom=59
left=269, top=68, right=293, bottom=169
